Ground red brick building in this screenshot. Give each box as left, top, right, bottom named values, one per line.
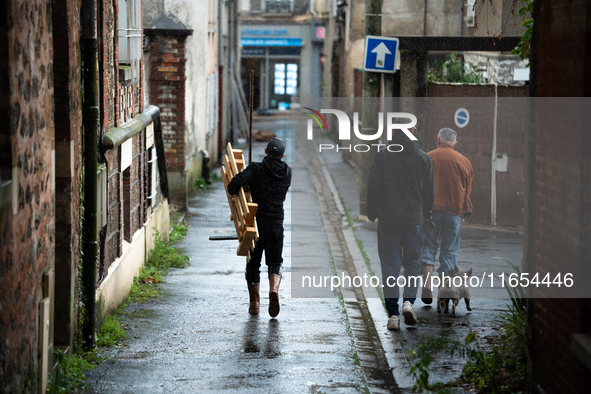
left=1, top=0, right=171, bottom=392
left=526, top=0, right=591, bottom=393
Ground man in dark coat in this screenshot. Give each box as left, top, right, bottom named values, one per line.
left=367, top=122, right=435, bottom=330
left=228, top=137, right=291, bottom=318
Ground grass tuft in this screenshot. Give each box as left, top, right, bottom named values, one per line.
left=47, top=349, right=109, bottom=394
left=149, top=230, right=190, bottom=270
left=96, top=315, right=127, bottom=347
left=170, top=221, right=188, bottom=245
left=408, top=262, right=528, bottom=393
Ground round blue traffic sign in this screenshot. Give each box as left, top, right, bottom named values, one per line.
left=454, top=108, right=470, bottom=128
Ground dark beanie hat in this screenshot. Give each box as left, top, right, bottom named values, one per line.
left=266, top=137, right=286, bottom=157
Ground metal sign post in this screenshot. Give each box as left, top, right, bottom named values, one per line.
left=249, top=70, right=254, bottom=164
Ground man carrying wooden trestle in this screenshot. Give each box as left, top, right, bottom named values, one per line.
left=228, top=137, right=292, bottom=317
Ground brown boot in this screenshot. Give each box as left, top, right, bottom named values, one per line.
left=421, top=265, right=434, bottom=304
left=247, top=282, right=260, bottom=314
left=269, top=274, right=281, bottom=318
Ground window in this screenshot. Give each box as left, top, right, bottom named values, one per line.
left=465, top=0, right=476, bottom=27
left=122, top=166, right=132, bottom=242
left=118, top=0, right=142, bottom=84
left=274, top=63, right=298, bottom=95
left=251, top=0, right=293, bottom=14
left=266, top=0, right=292, bottom=13
left=148, top=147, right=158, bottom=207
left=251, top=0, right=262, bottom=13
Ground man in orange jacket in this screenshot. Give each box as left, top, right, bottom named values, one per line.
left=419, top=128, right=473, bottom=304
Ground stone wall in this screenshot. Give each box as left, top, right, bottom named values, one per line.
left=0, top=0, right=56, bottom=392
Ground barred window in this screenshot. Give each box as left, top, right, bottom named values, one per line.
left=265, top=0, right=292, bottom=13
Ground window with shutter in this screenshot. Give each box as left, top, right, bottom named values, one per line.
left=118, top=0, right=142, bottom=84
left=265, top=0, right=292, bottom=13
left=251, top=0, right=262, bottom=13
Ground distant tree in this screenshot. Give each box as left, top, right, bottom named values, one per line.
left=427, top=53, right=485, bottom=84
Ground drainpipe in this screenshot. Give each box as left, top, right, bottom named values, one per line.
left=229, top=0, right=236, bottom=143
left=344, top=0, right=351, bottom=51
left=310, top=0, right=317, bottom=17
left=460, top=0, right=464, bottom=36
left=423, top=0, right=428, bottom=36
left=491, top=84, right=498, bottom=226
left=81, top=0, right=99, bottom=350
left=218, top=0, right=224, bottom=158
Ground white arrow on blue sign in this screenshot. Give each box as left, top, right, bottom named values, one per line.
left=363, top=36, right=399, bottom=73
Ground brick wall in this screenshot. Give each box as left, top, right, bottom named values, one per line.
left=102, top=0, right=150, bottom=275
left=526, top=0, right=591, bottom=393
left=120, top=131, right=147, bottom=243
left=147, top=33, right=189, bottom=211
left=0, top=0, right=56, bottom=392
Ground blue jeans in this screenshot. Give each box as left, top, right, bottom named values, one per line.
left=377, top=221, right=424, bottom=317
left=419, top=211, right=462, bottom=276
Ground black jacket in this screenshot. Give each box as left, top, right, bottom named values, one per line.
left=228, top=156, right=292, bottom=223
left=366, top=132, right=435, bottom=225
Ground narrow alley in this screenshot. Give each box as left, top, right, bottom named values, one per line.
left=86, top=117, right=522, bottom=393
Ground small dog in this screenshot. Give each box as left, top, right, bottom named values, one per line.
left=437, top=267, right=473, bottom=317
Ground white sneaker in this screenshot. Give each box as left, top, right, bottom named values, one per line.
left=402, top=301, right=418, bottom=325
left=387, top=315, right=400, bottom=330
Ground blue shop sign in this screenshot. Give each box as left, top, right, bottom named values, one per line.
left=241, top=38, right=302, bottom=47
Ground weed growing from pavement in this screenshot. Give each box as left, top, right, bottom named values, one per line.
left=408, top=261, right=528, bottom=393
left=47, top=349, right=107, bottom=394
left=194, top=173, right=219, bottom=193
left=170, top=220, right=188, bottom=245
left=125, top=223, right=190, bottom=305
left=149, top=229, right=190, bottom=270
left=460, top=262, right=527, bottom=393
left=122, top=223, right=190, bottom=307
left=96, top=315, right=127, bottom=347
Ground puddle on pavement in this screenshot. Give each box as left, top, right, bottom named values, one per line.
left=178, top=270, right=237, bottom=276
left=117, top=351, right=151, bottom=359
left=127, top=309, right=155, bottom=318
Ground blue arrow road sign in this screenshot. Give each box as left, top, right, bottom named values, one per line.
left=363, top=36, right=399, bottom=73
